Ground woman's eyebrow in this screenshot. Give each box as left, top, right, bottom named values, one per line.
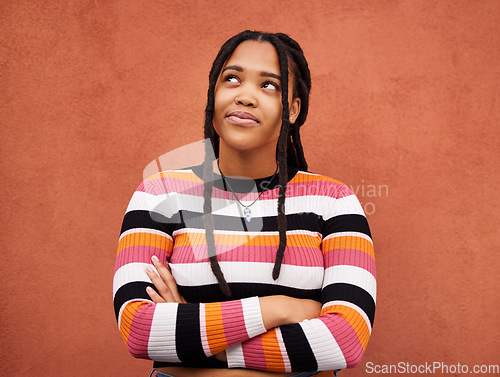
left=222, top=65, right=281, bottom=80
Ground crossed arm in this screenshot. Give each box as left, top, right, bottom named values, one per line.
left=146, top=255, right=323, bottom=376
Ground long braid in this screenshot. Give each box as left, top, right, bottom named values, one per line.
left=276, top=33, right=311, bottom=171
left=267, top=35, right=290, bottom=280
left=270, top=34, right=312, bottom=278
left=201, top=30, right=312, bottom=295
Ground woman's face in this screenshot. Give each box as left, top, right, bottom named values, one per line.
left=213, top=40, right=300, bottom=157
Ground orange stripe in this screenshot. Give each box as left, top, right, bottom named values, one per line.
left=119, top=301, right=149, bottom=345
left=174, top=232, right=321, bottom=248
left=145, top=170, right=202, bottom=183
left=290, top=172, right=344, bottom=186
left=261, top=329, right=286, bottom=372
left=321, top=304, right=370, bottom=350
left=117, top=232, right=173, bottom=256
left=322, top=235, right=374, bottom=259
left=146, top=170, right=343, bottom=186
left=204, top=302, right=227, bottom=354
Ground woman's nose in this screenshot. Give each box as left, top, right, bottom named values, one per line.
left=234, top=93, right=256, bottom=107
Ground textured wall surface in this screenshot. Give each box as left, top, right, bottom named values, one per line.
left=1, top=1, right=499, bottom=376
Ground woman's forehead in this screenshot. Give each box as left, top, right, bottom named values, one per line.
left=223, top=40, right=281, bottom=76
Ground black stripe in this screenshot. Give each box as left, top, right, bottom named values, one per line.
left=281, top=323, right=318, bottom=371
left=121, top=209, right=322, bottom=235
left=120, top=210, right=177, bottom=235
left=323, top=214, right=371, bottom=238
left=175, top=303, right=206, bottom=362
left=178, top=283, right=322, bottom=304
left=152, top=210, right=322, bottom=233
left=190, top=163, right=299, bottom=193
left=323, top=283, right=375, bottom=327
left=153, top=355, right=227, bottom=369
left=113, top=281, right=153, bottom=319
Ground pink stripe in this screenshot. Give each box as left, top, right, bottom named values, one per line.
left=220, top=300, right=247, bottom=345
left=115, top=245, right=170, bottom=272
left=135, top=180, right=159, bottom=194
left=135, top=181, right=148, bottom=192
left=171, top=244, right=324, bottom=266
left=320, top=314, right=364, bottom=367
left=127, top=304, right=155, bottom=358
left=324, top=248, right=376, bottom=278
left=241, top=335, right=267, bottom=369
left=275, top=328, right=289, bottom=370
left=333, top=184, right=354, bottom=199
left=141, top=173, right=347, bottom=200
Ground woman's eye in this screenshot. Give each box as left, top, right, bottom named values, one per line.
left=263, top=82, right=279, bottom=90
left=225, top=75, right=239, bottom=84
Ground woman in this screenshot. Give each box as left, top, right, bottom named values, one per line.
left=113, top=30, right=376, bottom=377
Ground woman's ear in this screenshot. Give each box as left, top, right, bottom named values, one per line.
left=289, top=97, right=301, bottom=124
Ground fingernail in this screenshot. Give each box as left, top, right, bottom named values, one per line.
left=146, top=266, right=154, bottom=273
left=152, top=255, right=159, bottom=263
left=146, top=286, right=153, bottom=293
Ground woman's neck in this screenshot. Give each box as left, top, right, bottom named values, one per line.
left=214, top=146, right=279, bottom=179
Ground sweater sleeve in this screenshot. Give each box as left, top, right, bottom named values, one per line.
left=225, top=184, right=376, bottom=372
left=113, top=176, right=267, bottom=363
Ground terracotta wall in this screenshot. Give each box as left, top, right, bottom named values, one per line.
left=2, top=1, right=499, bottom=376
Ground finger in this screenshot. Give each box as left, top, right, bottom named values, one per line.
left=146, top=286, right=166, bottom=303
left=151, top=255, right=183, bottom=303
left=146, top=266, right=175, bottom=302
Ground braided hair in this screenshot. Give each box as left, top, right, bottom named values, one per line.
left=202, top=30, right=312, bottom=297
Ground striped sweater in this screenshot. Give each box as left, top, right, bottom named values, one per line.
left=113, top=163, right=376, bottom=372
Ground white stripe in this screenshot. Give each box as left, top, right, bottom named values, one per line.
left=148, top=303, right=181, bottom=362
left=297, top=170, right=316, bottom=176
left=275, top=327, right=291, bottom=372
left=199, top=303, right=211, bottom=356
left=126, top=190, right=187, bottom=221
left=323, top=231, right=373, bottom=244
left=322, top=300, right=373, bottom=333
left=170, top=262, right=324, bottom=290
left=324, top=265, right=377, bottom=303
left=226, top=342, right=245, bottom=369
left=323, top=195, right=365, bottom=220
left=241, top=296, right=266, bottom=338
left=125, top=190, right=159, bottom=212
left=119, top=227, right=172, bottom=242
left=285, top=229, right=322, bottom=238
left=127, top=181, right=366, bottom=222
left=172, top=227, right=320, bottom=240
left=113, top=262, right=153, bottom=297
left=299, top=318, right=347, bottom=370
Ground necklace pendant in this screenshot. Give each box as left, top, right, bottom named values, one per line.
left=244, top=208, right=252, bottom=222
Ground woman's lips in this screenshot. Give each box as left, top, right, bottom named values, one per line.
left=226, top=111, right=259, bottom=125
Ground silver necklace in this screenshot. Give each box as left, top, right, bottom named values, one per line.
left=217, top=159, right=279, bottom=223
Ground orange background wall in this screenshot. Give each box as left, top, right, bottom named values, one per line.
left=2, top=1, right=499, bottom=376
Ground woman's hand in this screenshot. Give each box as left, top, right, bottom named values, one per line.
left=145, top=255, right=186, bottom=303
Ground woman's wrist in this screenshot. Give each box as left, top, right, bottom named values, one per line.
left=259, top=295, right=322, bottom=330
left=258, top=295, right=289, bottom=330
